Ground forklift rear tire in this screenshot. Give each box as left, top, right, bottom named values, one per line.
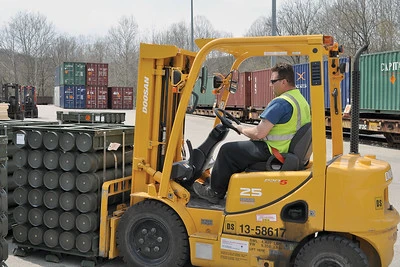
left=294, top=234, right=368, bottom=266
left=116, top=200, right=189, bottom=267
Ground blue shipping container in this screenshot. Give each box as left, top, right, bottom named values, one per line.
left=75, top=85, right=86, bottom=109
left=324, top=57, right=351, bottom=111
left=293, top=62, right=311, bottom=104
left=293, top=57, right=351, bottom=111
left=60, top=85, right=75, bottom=109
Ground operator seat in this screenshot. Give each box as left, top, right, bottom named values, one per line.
left=246, top=122, right=312, bottom=172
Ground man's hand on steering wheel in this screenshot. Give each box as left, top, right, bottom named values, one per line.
left=214, top=108, right=241, bottom=135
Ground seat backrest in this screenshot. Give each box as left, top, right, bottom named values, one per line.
left=288, top=122, right=312, bottom=167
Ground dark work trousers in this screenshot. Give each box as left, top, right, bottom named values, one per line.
left=211, top=140, right=272, bottom=196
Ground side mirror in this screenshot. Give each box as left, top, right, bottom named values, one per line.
left=229, top=70, right=239, bottom=94
left=199, top=66, right=208, bottom=93
left=172, top=68, right=183, bottom=86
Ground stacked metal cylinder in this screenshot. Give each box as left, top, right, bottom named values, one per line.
left=0, top=135, right=8, bottom=263
left=11, top=124, right=133, bottom=258
left=0, top=121, right=59, bottom=231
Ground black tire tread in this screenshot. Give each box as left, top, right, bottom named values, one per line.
left=294, top=234, right=368, bottom=267
left=116, top=200, right=189, bottom=267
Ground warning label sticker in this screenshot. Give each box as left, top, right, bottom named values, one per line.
left=221, top=238, right=249, bottom=253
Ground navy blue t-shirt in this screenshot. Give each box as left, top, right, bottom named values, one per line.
left=260, top=98, right=293, bottom=124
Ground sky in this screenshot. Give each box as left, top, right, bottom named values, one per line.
left=0, top=0, right=280, bottom=39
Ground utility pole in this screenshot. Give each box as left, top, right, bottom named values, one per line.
left=271, top=0, right=277, bottom=67
left=191, top=0, right=194, bottom=51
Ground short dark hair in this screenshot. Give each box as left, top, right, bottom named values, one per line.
left=271, top=63, right=295, bottom=86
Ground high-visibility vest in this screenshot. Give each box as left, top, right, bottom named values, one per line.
left=265, top=89, right=311, bottom=153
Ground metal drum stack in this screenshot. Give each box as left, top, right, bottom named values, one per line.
left=0, top=135, right=8, bottom=263
left=11, top=123, right=134, bottom=258
left=0, top=121, right=59, bottom=231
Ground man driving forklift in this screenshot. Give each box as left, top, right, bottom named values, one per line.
left=193, top=63, right=311, bottom=204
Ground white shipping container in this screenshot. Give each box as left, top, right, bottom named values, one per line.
left=54, top=86, right=60, bottom=107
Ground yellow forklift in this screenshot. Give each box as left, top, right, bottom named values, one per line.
left=98, top=35, right=399, bottom=266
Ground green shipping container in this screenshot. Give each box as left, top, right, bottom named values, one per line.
left=59, top=62, right=75, bottom=85
left=193, top=76, right=216, bottom=107
left=360, top=51, right=400, bottom=114
left=74, top=62, right=86, bottom=85
left=59, top=62, right=86, bottom=85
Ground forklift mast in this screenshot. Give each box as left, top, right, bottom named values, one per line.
left=131, top=45, right=197, bottom=202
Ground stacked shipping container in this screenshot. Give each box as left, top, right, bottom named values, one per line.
left=54, top=63, right=133, bottom=109
left=108, top=87, right=134, bottom=109
left=86, top=63, right=109, bottom=109
left=54, top=62, right=87, bottom=109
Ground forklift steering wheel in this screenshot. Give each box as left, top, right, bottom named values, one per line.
left=214, top=108, right=241, bottom=135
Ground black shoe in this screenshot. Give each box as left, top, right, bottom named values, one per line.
left=192, top=182, right=221, bottom=204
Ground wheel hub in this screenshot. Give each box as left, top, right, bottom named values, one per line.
left=132, top=220, right=168, bottom=260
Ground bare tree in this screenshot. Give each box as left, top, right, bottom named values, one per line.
left=245, top=16, right=273, bottom=37
left=50, top=35, right=85, bottom=66
left=0, top=21, right=21, bottom=83
left=6, top=11, right=56, bottom=94
left=371, top=0, right=400, bottom=51
left=278, top=0, right=322, bottom=36
left=86, top=38, right=108, bottom=63
left=317, top=0, right=398, bottom=55
left=194, top=16, right=218, bottom=40
left=107, top=16, right=139, bottom=88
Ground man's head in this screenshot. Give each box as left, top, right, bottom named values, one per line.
left=270, top=63, right=295, bottom=96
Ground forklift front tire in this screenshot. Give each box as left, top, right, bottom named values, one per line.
left=294, top=234, right=368, bottom=266
left=116, top=200, right=190, bottom=267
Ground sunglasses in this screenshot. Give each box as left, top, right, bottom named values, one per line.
left=271, top=78, right=284, bottom=84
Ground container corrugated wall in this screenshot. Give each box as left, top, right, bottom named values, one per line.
left=60, top=85, right=75, bottom=109
left=74, top=63, right=86, bottom=85
left=86, top=86, right=108, bottom=109
left=54, top=66, right=61, bottom=86
left=217, top=72, right=252, bottom=109
left=60, top=86, right=86, bottom=109
left=58, top=62, right=86, bottom=85
left=360, top=51, right=400, bottom=114
left=122, top=87, right=134, bottom=109
left=98, top=64, right=109, bottom=86
left=97, top=86, right=108, bottom=109
left=59, top=63, right=75, bottom=85
left=75, top=86, right=87, bottom=109
left=108, top=87, right=134, bottom=109
left=108, top=87, right=123, bottom=109
left=293, top=63, right=311, bottom=105
left=86, top=63, right=98, bottom=86
left=293, top=58, right=351, bottom=111
left=54, top=87, right=60, bottom=107
left=86, top=86, right=97, bottom=109
left=194, top=76, right=216, bottom=107
left=251, top=69, right=273, bottom=110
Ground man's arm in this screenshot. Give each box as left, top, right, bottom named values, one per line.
left=236, top=119, right=274, bottom=140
